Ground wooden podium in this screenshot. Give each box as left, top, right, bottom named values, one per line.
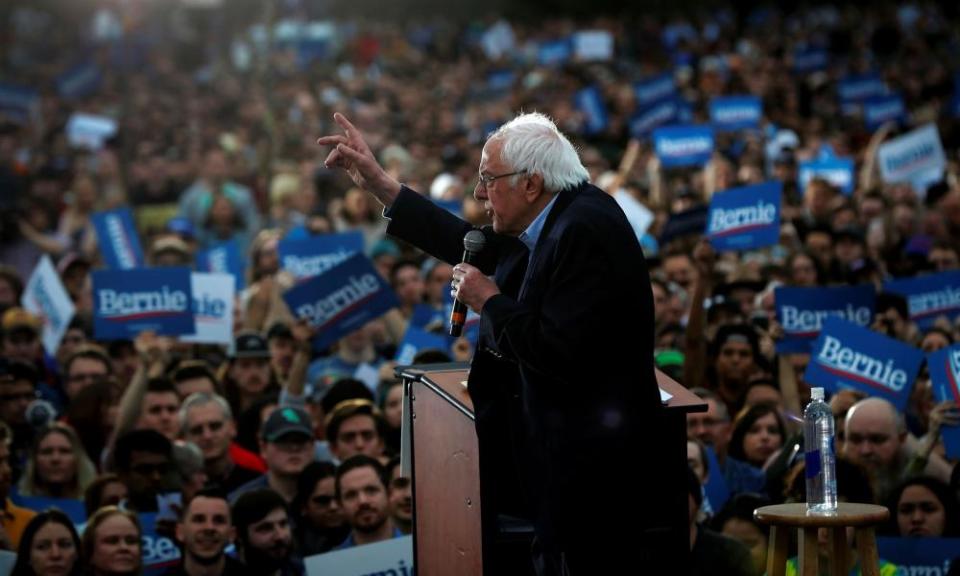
left=399, top=363, right=705, bottom=576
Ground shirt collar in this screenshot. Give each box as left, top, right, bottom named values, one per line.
left=518, top=193, right=559, bottom=254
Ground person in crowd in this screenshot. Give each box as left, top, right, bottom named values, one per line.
left=168, top=488, right=245, bottom=576
left=687, top=467, right=756, bottom=576
left=325, top=399, right=386, bottom=463
left=136, top=378, right=181, bottom=441
left=711, top=493, right=771, bottom=576
left=389, top=260, right=426, bottom=320
left=62, top=345, right=113, bottom=403
left=727, top=404, right=787, bottom=470
left=266, top=322, right=297, bottom=382
left=292, top=461, right=348, bottom=556
left=83, top=474, right=128, bottom=519
left=882, top=476, right=960, bottom=538
left=180, top=393, right=262, bottom=493
left=82, top=506, right=142, bottom=576
left=65, top=378, right=122, bottom=466
left=170, top=361, right=219, bottom=400
left=230, top=406, right=315, bottom=503
left=112, top=429, right=176, bottom=513
left=10, top=509, right=82, bottom=576
left=334, top=455, right=403, bottom=549
left=222, top=332, right=279, bottom=417
left=379, top=380, right=404, bottom=456
left=16, top=423, right=96, bottom=501
left=386, top=456, right=412, bottom=535
left=0, top=422, right=35, bottom=548
left=0, top=359, right=40, bottom=472
left=231, top=488, right=303, bottom=576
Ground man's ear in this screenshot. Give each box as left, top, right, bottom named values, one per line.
left=523, top=173, right=546, bottom=203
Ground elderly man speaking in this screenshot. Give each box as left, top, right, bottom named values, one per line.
left=318, top=112, right=669, bottom=575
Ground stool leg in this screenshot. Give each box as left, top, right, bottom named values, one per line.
left=829, top=528, right=848, bottom=576
left=856, top=527, right=880, bottom=576
left=766, top=525, right=789, bottom=576
left=798, top=527, right=819, bottom=576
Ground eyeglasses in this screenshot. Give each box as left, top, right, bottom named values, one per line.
left=477, top=170, right=525, bottom=189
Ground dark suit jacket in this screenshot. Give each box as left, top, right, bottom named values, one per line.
left=387, top=181, right=663, bottom=565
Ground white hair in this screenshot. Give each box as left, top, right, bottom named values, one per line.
left=179, top=392, right=233, bottom=435
left=488, top=112, right=589, bottom=193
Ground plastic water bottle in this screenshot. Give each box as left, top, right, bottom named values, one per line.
left=804, top=387, right=837, bottom=514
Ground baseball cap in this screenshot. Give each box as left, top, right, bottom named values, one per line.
left=1, top=308, right=41, bottom=336
left=232, top=331, right=271, bottom=359
left=261, top=406, right=313, bottom=442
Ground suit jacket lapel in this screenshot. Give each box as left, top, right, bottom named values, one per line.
left=518, top=184, right=582, bottom=302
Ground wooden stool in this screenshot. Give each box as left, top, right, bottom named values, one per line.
left=754, top=503, right=889, bottom=576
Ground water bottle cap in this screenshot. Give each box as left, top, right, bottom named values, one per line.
left=811, top=387, right=824, bottom=401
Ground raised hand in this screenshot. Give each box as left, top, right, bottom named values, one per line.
left=317, top=113, right=402, bottom=207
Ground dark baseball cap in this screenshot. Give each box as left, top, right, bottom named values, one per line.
left=266, top=321, right=293, bottom=341
left=233, top=331, right=270, bottom=359
left=261, top=406, right=313, bottom=442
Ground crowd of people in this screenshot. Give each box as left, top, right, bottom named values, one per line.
left=1, top=0, right=960, bottom=574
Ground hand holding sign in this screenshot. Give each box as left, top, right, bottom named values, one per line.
left=317, top=113, right=402, bottom=208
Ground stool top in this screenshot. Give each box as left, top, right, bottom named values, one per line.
left=754, top=503, right=889, bottom=528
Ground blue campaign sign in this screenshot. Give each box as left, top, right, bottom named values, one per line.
left=284, top=253, right=400, bottom=351
left=837, top=73, right=887, bottom=103
left=863, top=94, right=905, bottom=132
left=775, top=285, right=876, bottom=353
left=792, top=47, right=829, bottom=74
left=805, top=317, right=923, bottom=411
left=538, top=39, right=572, bottom=66
left=883, top=270, right=960, bottom=329
left=925, top=346, right=960, bottom=460
left=798, top=158, right=856, bottom=196
left=196, top=239, right=246, bottom=290
left=877, top=123, right=946, bottom=185
left=709, top=95, right=762, bottom=131
left=93, top=268, right=196, bottom=340
left=876, top=537, right=956, bottom=575
left=0, top=82, right=39, bottom=124
left=279, top=231, right=364, bottom=282
left=575, top=86, right=608, bottom=135
left=705, top=182, right=781, bottom=252
left=91, top=208, right=146, bottom=270
left=487, top=69, right=515, bottom=92
left=629, top=97, right=681, bottom=138
left=395, top=326, right=450, bottom=364
left=634, top=72, right=677, bottom=107
left=653, top=125, right=715, bottom=168
left=139, top=512, right=181, bottom=576
left=57, top=61, right=102, bottom=101
left=10, top=492, right=86, bottom=525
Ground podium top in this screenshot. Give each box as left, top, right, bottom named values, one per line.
left=398, top=364, right=706, bottom=417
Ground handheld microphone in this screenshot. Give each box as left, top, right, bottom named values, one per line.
left=450, top=229, right=486, bottom=337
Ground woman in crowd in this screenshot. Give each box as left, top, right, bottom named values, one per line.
left=882, top=476, right=960, bottom=538
left=82, top=507, right=142, bottom=576
left=16, top=424, right=97, bottom=501
left=728, top=403, right=787, bottom=470
left=10, top=510, right=83, bottom=576
left=293, top=461, right=350, bottom=555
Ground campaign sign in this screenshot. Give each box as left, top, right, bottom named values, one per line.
left=775, top=285, right=875, bottom=353
left=573, top=30, right=613, bottom=61
left=196, top=239, right=246, bottom=290
left=628, top=97, right=681, bottom=138
left=709, top=95, right=762, bottom=131
left=705, top=182, right=780, bottom=252
left=798, top=157, right=855, bottom=196
left=139, top=512, right=181, bottom=576
left=653, top=125, right=714, bottom=168
left=57, top=61, right=102, bottom=101
left=305, top=535, right=413, bottom=576
left=284, top=253, right=400, bottom=351
left=93, top=268, right=195, bottom=340
left=279, top=231, right=364, bottom=282
left=805, top=317, right=923, bottom=411
left=10, top=492, right=86, bottom=525
left=837, top=73, right=887, bottom=104
left=925, top=346, right=960, bottom=460
left=876, top=538, right=956, bottom=575
left=180, top=273, right=235, bottom=345
left=634, top=72, right=677, bottom=107
left=877, top=123, right=946, bottom=185
left=883, top=270, right=960, bottom=329
left=92, top=208, right=146, bottom=270
left=575, top=86, right=608, bottom=135
left=410, top=303, right=444, bottom=330
left=0, top=81, right=39, bottom=124
left=792, top=47, right=829, bottom=74
left=862, top=94, right=905, bottom=132
left=22, top=255, right=76, bottom=357
left=538, top=39, right=572, bottom=66
left=395, top=326, right=450, bottom=364
left=66, top=112, right=117, bottom=150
